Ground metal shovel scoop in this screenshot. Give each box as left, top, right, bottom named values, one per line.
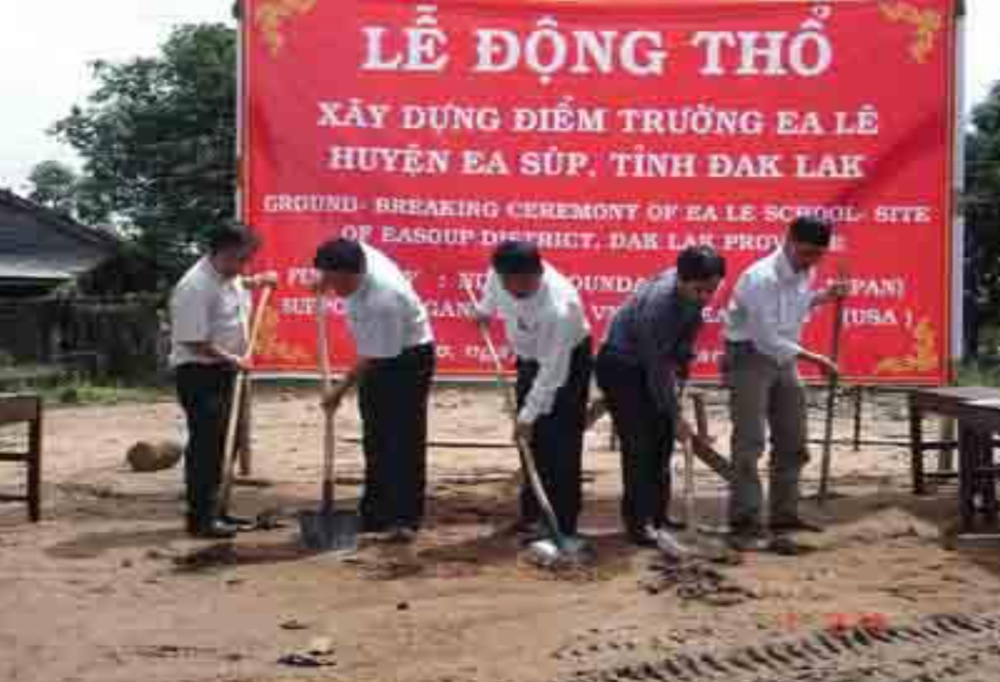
left=299, top=406, right=360, bottom=552
left=299, top=294, right=359, bottom=553
left=653, top=433, right=736, bottom=564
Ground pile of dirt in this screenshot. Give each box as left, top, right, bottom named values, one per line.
left=642, top=557, right=756, bottom=606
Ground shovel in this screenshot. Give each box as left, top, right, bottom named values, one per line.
left=216, top=285, right=273, bottom=521
left=817, top=267, right=848, bottom=506
left=649, top=384, right=698, bottom=561
left=654, top=433, right=737, bottom=563
left=653, top=396, right=735, bottom=563
left=462, top=280, right=591, bottom=568
left=299, top=293, right=360, bottom=553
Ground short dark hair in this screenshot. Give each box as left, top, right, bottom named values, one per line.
left=788, top=216, right=833, bottom=248
left=314, top=238, right=366, bottom=274
left=492, top=240, right=543, bottom=276
left=208, top=225, right=260, bottom=254
left=677, top=245, right=726, bottom=282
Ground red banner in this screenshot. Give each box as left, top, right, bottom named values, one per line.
left=243, top=0, right=955, bottom=383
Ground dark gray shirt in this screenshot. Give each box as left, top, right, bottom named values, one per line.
left=602, top=269, right=703, bottom=415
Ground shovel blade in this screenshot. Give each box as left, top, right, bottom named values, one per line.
left=653, top=528, right=698, bottom=561
left=298, top=509, right=360, bottom=553
left=525, top=535, right=593, bottom=569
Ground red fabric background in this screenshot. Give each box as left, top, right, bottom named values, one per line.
left=244, top=0, right=954, bottom=383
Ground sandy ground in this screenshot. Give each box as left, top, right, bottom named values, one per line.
left=1, top=384, right=999, bottom=682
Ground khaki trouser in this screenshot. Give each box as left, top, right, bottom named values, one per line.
left=724, top=342, right=810, bottom=530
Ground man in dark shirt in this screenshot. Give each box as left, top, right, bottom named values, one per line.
left=596, top=246, right=726, bottom=547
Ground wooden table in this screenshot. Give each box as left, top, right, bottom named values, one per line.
left=0, top=394, right=43, bottom=522
left=909, top=387, right=1000, bottom=533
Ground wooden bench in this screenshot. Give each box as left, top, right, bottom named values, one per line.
left=909, top=387, right=1000, bottom=534
left=0, top=394, right=43, bottom=522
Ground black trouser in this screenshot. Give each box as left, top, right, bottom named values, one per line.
left=357, top=343, right=436, bottom=531
left=515, top=338, right=592, bottom=536
left=595, top=348, right=676, bottom=535
left=175, top=363, right=237, bottom=526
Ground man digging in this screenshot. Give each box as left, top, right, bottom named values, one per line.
left=469, top=241, right=592, bottom=544
left=314, top=238, right=436, bottom=543
left=722, top=216, right=847, bottom=551
left=596, top=246, right=726, bottom=548
left=170, top=225, right=277, bottom=539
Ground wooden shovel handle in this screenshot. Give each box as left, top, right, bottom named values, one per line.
left=217, top=285, right=274, bottom=516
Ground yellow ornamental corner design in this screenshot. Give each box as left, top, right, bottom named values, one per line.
left=255, top=304, right=312, bottom=364
left=878, top=1, right=944, bottom=64
left=255, top=0, right=318, bottom=56
left=876, top=318, right=939, bottom=375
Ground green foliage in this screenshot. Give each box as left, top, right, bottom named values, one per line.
left=27, top=160, right=80, bottom=217
left=967, top=81, right=1000, bottom=336
left=51, top=23, right=238, bottom=291
left=0, top=367, right=167, bottom=406
left=45, top=378, right=168, bottom=407
left=956, top=360, right=1000, bottom=389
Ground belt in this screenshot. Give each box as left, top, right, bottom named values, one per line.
left=518, top=336, right=591, bottom=365
left=402, top=342, right=435, bottom=355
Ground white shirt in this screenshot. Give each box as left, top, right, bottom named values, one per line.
left=724, top=247, right=817, bottom=365
left=169, top=257, right=250, bottom=367
left=344, top=243, right=433, bottom=359
left=477, top=263, right=590, bottom=425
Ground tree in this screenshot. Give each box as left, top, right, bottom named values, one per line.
left=965, top=80, right=1000, bottom=355
left=27, top=160, right=80, bottom=217
left=52, top=23, right=237, bottom=291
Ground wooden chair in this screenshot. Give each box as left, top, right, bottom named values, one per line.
left=0, top=394, right=43, bottom=522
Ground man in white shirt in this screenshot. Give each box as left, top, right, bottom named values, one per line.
left=315, top=238, right=435, bottom=542
left=170, top=226, right=276, bottom=539
left=471, top=241, right=592, bottom=538
left=723, top=216, right=846, bottom=547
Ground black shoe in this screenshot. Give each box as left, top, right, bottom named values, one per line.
left=220, top=514, right=255, bottom=531
left=767, top=535, right=805, bottom=556
left=190, top=520, right=237, bottom=540
left=386, top=526, right=418, bottom=544
left=663, top=516, right=688, bottom=531
left=361, top=518, right=392, bottom=534
left=770, top=517, right=824, bottom=534
left=727, top=523, right=768, bottom=552
left=626, top=525, right=660, bottom=548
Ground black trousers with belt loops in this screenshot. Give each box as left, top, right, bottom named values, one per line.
left=515, top=338, right=592, bottom=536
left=357, top=343, right=436, bottom=532
left=595, top=349, right=677, bottom=538
left=175, top=363, right=238, bottom=527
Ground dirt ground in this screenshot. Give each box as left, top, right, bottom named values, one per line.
left=1, top=384, right=999, bottom=682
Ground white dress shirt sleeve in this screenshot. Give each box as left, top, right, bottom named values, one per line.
left=735, top=276, right=803, bottom=365
left=476, top=270, right=501, bottom=318
left=171, top=284, right=212, bottom=344
left=517, top=303, right=580, bottom=425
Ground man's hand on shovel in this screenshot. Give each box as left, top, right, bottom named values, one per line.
left=226, top=352, right=254, bottom=373
left=246, top=270, right=280, bottom=290
left=811, top=274, right=849, bottom=308
left=803, top=351, right=839, bottom=378
left=513, top=419, right=533, bottom=445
